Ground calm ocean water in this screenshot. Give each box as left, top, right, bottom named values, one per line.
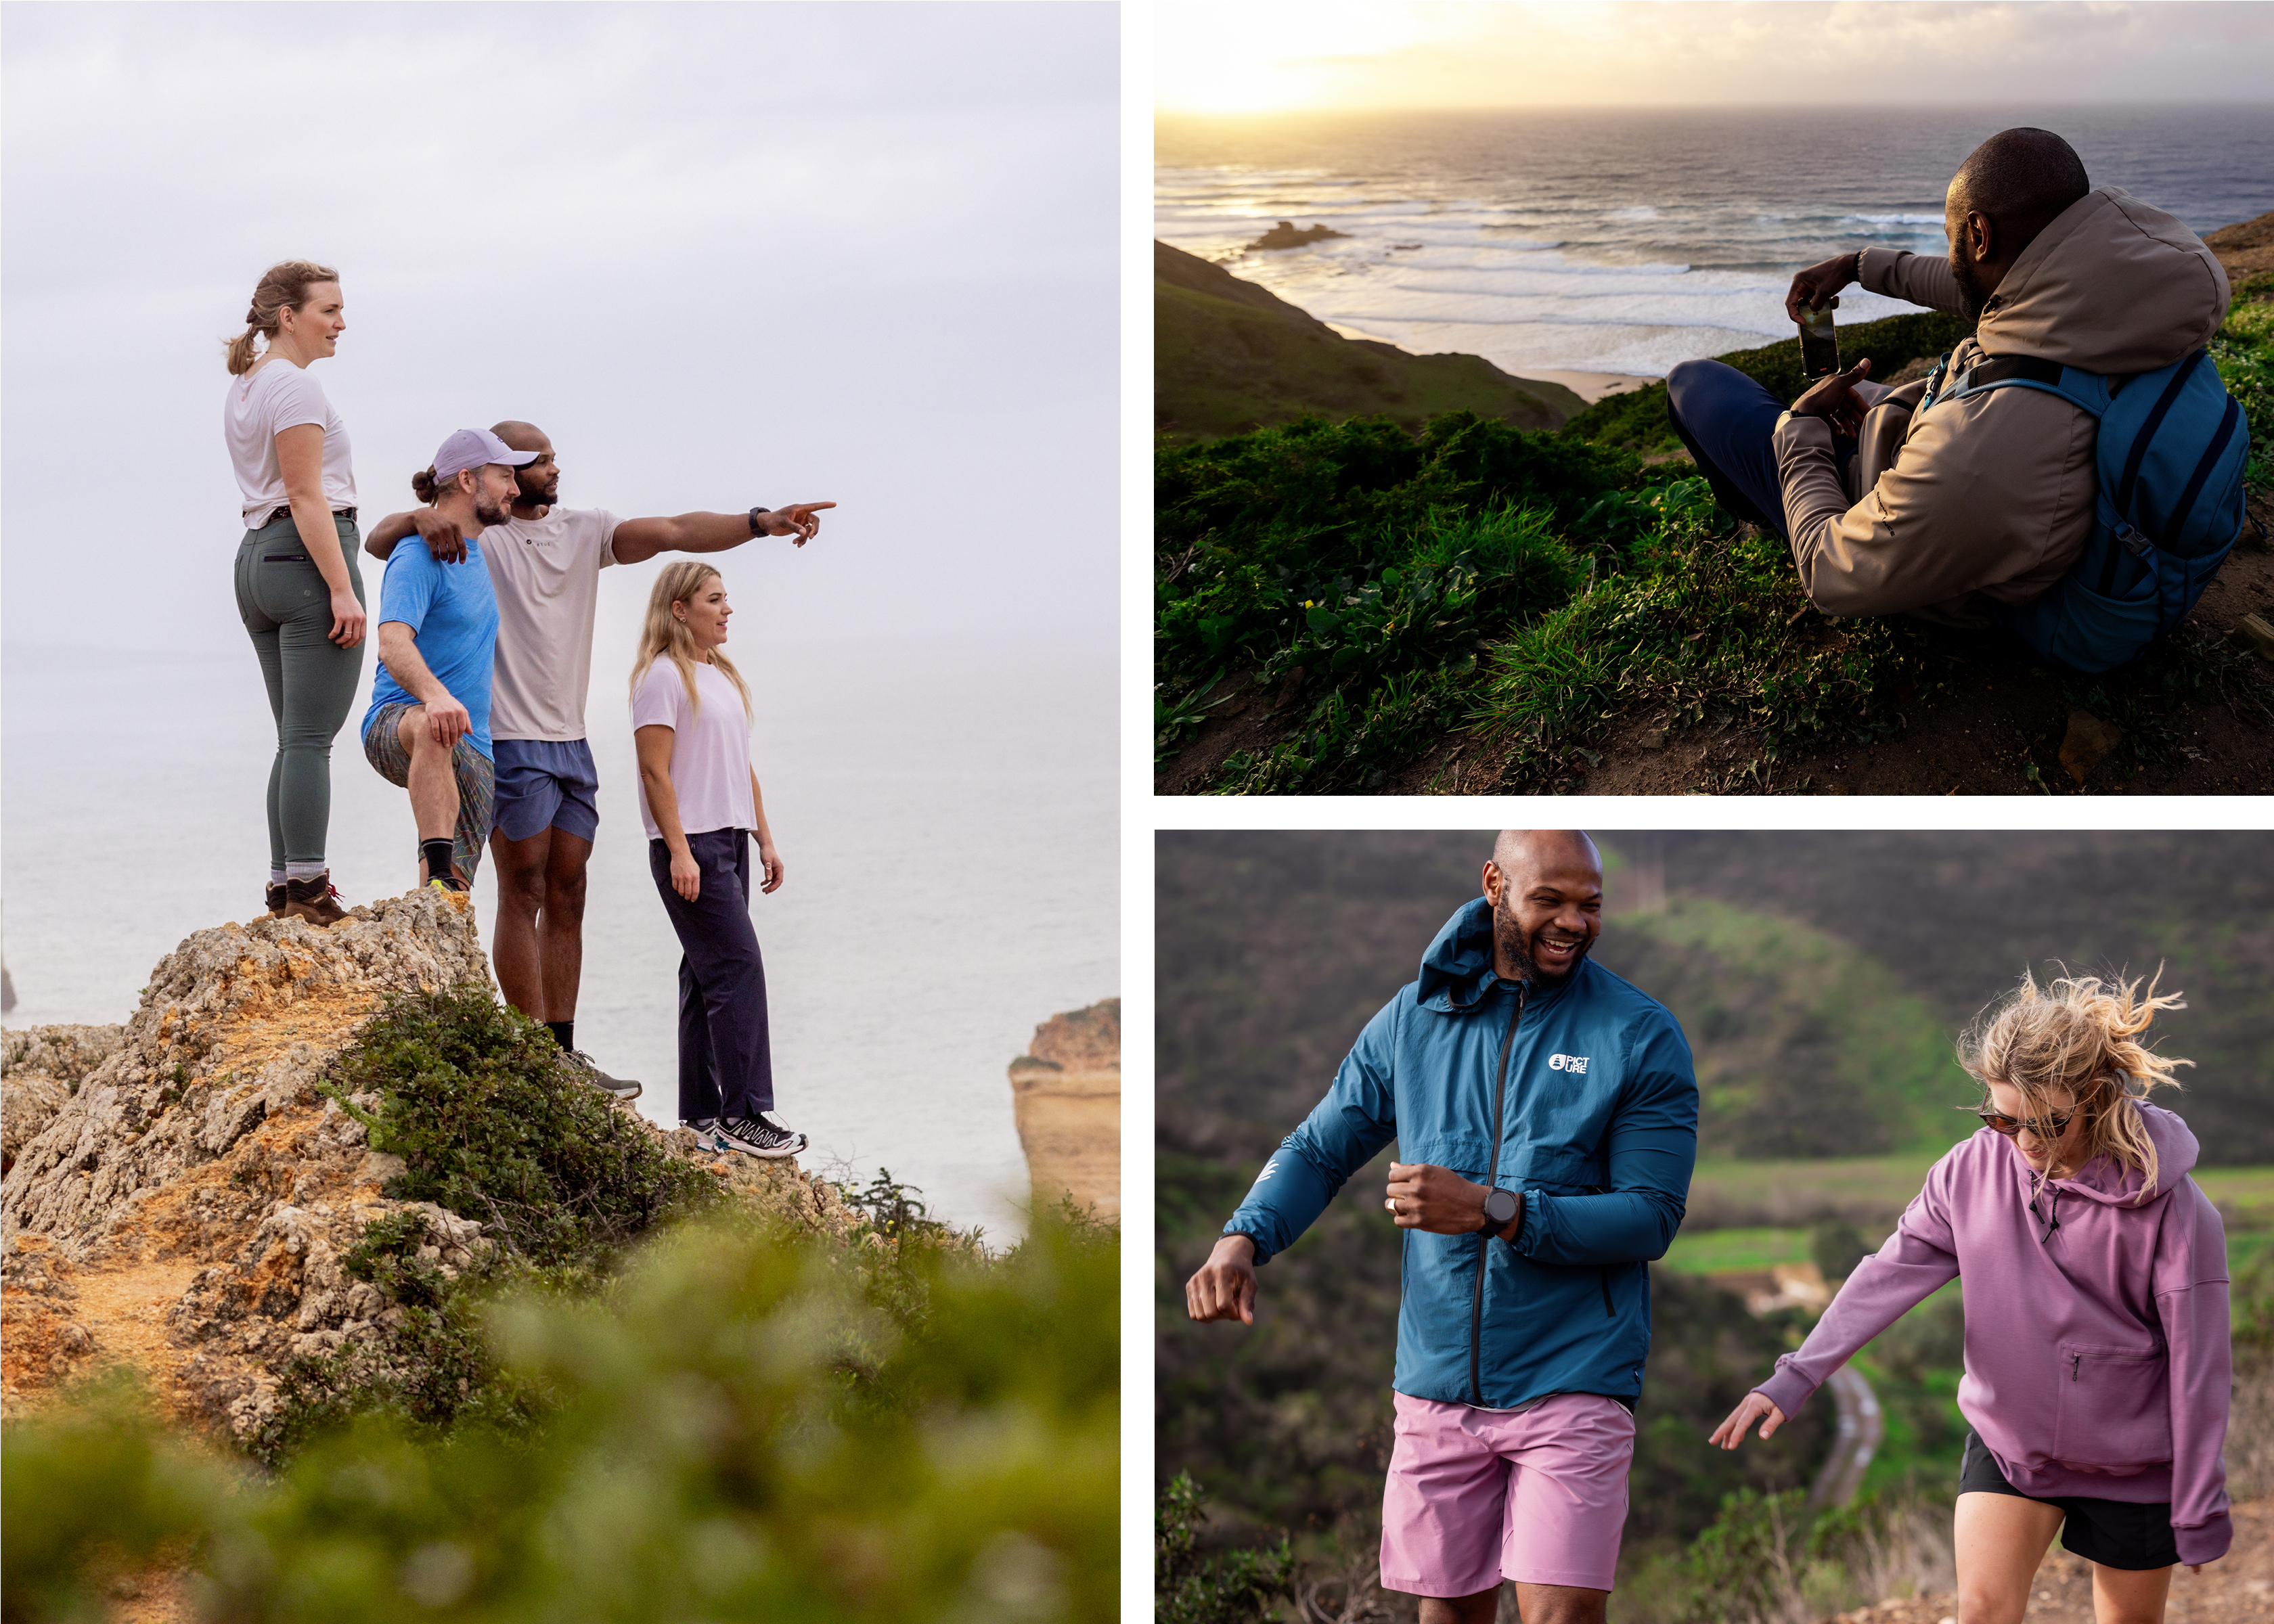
left=0, top=631, right=1116, bottom=1244
left=1157, top=105, right=2274, bottom=378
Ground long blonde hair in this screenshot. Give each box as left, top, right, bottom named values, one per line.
left=225, top=260, right=340, bottom=376
left=1958, top=967, right=2191, bottom=1201
left=629, top=562, right=753, bottom=721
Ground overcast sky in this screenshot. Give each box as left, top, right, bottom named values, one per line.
left=3, top=1, right=1117, bottom=660
left=1156, top=0, right=2274, bottom=112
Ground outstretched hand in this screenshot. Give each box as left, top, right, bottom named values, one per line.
left=758, top=501, right=835, bottom=547
left=1786, top=252, right=1857, bottom=323
left=1791, top=357, right=1873, bottom=438
left=1709, top=1391, right=1787, bottom=1449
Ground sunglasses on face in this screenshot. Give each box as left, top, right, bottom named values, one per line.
left=1976, top=1107, right=2076, bottom=1139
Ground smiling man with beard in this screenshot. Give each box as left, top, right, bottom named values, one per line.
left=1185, top=830, right=1699, bottom=1624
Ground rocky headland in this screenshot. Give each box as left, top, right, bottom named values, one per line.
left=1155, top=240, right=1582, bottom=443
left=0, top=891, right=848, bottom=1440
left=1242, top=219, right=1350, bottom=252
left=1008, top=999, right=1118, bottom=1221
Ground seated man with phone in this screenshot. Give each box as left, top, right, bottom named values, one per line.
left=1660, top=126, right=2229, bottom=627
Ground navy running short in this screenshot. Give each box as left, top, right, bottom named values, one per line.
left=491, top=738, right=601, bottom=844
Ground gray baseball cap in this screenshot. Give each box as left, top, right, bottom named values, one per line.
left=432, top=428, right=539, bottom=482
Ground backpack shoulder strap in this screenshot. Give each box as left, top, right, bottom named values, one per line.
left=1930, top=354, right=2113, bottom=418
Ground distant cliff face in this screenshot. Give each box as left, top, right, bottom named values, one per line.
left=0, top=892, right=847, bottom=1437
left=1155, top=240, right=1581, bottom=443
left=1010, top=999, right=1119, bottom=1222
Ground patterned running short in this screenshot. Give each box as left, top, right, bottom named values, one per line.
left=362, top=700, right=496, bottom=886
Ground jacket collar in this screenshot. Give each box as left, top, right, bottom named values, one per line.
left=1415, top=896, right=1585, bottom=1015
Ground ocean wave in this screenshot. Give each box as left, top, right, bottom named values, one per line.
left=1842, top=212, right=1944, bottom=225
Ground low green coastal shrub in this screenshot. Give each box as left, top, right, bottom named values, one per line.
left=5, top=1212, right=1120, bottom=1624
left=1156, top=299, right=2271, bottom=794
left=1155, top=1472, right=1296, bottom=1624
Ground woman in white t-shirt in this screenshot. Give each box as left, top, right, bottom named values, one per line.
left=225, top=260, right=366, bottom=928
left=630, top=563, right=806, bottom=1160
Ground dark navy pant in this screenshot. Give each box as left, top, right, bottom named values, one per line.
left=648, top=829, right=774, bottom=1121
left=1665, top=359, right=1859, bottom=542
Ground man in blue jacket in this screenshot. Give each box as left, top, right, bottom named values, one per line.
left=1185, top=830, right=1699, bottom=1624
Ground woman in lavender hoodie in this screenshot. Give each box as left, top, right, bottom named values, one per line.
left=1712, top=971, right=2228, bottom=1623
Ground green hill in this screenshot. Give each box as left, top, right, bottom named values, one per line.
left=1155, top=240, right=1582, bottom=444
left=1605, top=897, right=1976, bottom=1159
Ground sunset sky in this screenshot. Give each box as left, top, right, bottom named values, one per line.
left=1155, top=0, right=2274, bottom=114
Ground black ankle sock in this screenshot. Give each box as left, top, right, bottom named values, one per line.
left=420, top=839, right=455, bottom=887
left=547, top=1020, right=575, bottom=1052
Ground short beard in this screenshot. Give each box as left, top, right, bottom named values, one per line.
left=1493, top=891, right=1590, bottom=985
left=1950, top=249, right=1990, bottom=319
left=516, top=475, right=556, bottom=508
left=473, top=493, right=512, bottom=526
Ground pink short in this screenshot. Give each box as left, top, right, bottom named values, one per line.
left=1379, top=1391, right=1636, bottom=1596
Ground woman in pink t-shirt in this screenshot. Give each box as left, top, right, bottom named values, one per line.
left=630, top=563, right=805, bottom=1160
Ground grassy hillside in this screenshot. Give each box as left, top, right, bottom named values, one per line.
left=1155, top=241, right=1581, bottom=444
left=1606, top=899, right=1973, bottom=1159
left=1157, top=286, right=2274, bottom=795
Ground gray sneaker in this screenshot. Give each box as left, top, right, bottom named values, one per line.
left=564, top=1050, right=642, bottom=1101
left=683, top=1118, right=723, bottom=1152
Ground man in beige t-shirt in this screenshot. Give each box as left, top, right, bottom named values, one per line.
left=367, top=422, right=830, bottom=1098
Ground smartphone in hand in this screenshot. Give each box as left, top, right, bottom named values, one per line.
left=1799, top=302, right=1840, bottom=379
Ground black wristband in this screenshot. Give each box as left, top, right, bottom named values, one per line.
left=747, top=506, right=772, bottom=537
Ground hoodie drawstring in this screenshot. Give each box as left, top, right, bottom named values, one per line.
left=2030, top=1185, right=2061, bottom=1245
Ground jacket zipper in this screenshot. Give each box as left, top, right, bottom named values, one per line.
left=1469, top=985, right=1524, bottom=1405
left=1599, top=1267, right=1615, bottom=1317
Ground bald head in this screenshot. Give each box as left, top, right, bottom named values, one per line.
left=1945, top=128, right=2089, bottom=311
left=487, top=421, right=558, bottom=511
left=1482, top=831, right=1603, bottom=985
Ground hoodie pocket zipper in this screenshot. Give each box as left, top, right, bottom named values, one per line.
left=1599, top=1267, right=1615, bottom=1318
left=1469, top=985, right=1524, bottom=1406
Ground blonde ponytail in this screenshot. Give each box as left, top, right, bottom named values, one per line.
left=223, top=258, right=340, bottom=376
left=1959, top=966, right=2191, bottom=1200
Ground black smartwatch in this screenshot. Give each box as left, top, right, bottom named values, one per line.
left=1481, top=1186, right=1520, bottom=1236
left=747, top=506, right=772, bottom=537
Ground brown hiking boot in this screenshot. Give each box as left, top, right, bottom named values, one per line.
left=284, top=874, right=351, bottom=927
left=266, top=882, right=288, bottom=918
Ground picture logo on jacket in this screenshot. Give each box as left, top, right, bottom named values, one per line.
left=1547, top=1053, right=1591, bottom=1074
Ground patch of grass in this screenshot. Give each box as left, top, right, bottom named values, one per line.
left=1661, top=1225, right=1814, bottom=1276
left=1157, top=285, right=2271, bottom=794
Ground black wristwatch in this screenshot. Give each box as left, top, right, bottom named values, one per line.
left=747, top=506, right=772, bottom=537
left=1481, top=1186, right=1520, bottom=1236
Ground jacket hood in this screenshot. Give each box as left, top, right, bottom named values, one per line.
left=1976, top=186, right=2230, bottom=375
left=1415, top=897, right=1585, bottom=1014
left=2030, top=1100, right=2200, bottom=1207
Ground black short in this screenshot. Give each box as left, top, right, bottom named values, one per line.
left=1958, top=1431, right=2180, bottom=1571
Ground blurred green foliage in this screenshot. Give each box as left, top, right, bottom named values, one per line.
left=2210, top=271, right=2273, bottom=491
left=3, top=1212, right=1119, bottom=1623
left=1155, top=1472, right=1295, bottom=1624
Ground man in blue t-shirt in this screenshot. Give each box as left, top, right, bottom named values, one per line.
left=359, top=428, right=535, bottom=892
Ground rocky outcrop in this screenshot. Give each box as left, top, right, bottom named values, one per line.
left=1009, top=999, right=1119, bottom=1221
left=2206, top=210, right=2274, bottom=281
left=0, top=890, right=850, bottom=1439
left=1244, top=219, right=1350, bottom=252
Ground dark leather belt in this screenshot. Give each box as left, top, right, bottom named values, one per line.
left=263, top=505, right=357, bottom=528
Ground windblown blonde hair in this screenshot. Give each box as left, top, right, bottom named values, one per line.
left=1958, top=967, right=2191, bottom=1202
left=629, top=562, right=753, bottom=721
left=224, top=260, right=340, bottom=376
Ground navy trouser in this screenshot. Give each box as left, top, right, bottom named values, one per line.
left=1665, top=359, right=1858, bottom=542
left=648, top=828, right=774, bottom=1121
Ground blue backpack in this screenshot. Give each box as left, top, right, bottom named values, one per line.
left=1919, top=347, right=2249, bottom=673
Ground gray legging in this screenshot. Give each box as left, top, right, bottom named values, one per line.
left=233, top=512, right=367, bottom=870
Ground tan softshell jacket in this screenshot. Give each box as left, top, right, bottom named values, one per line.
left=1772, top=187, right=2231, bottom=625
